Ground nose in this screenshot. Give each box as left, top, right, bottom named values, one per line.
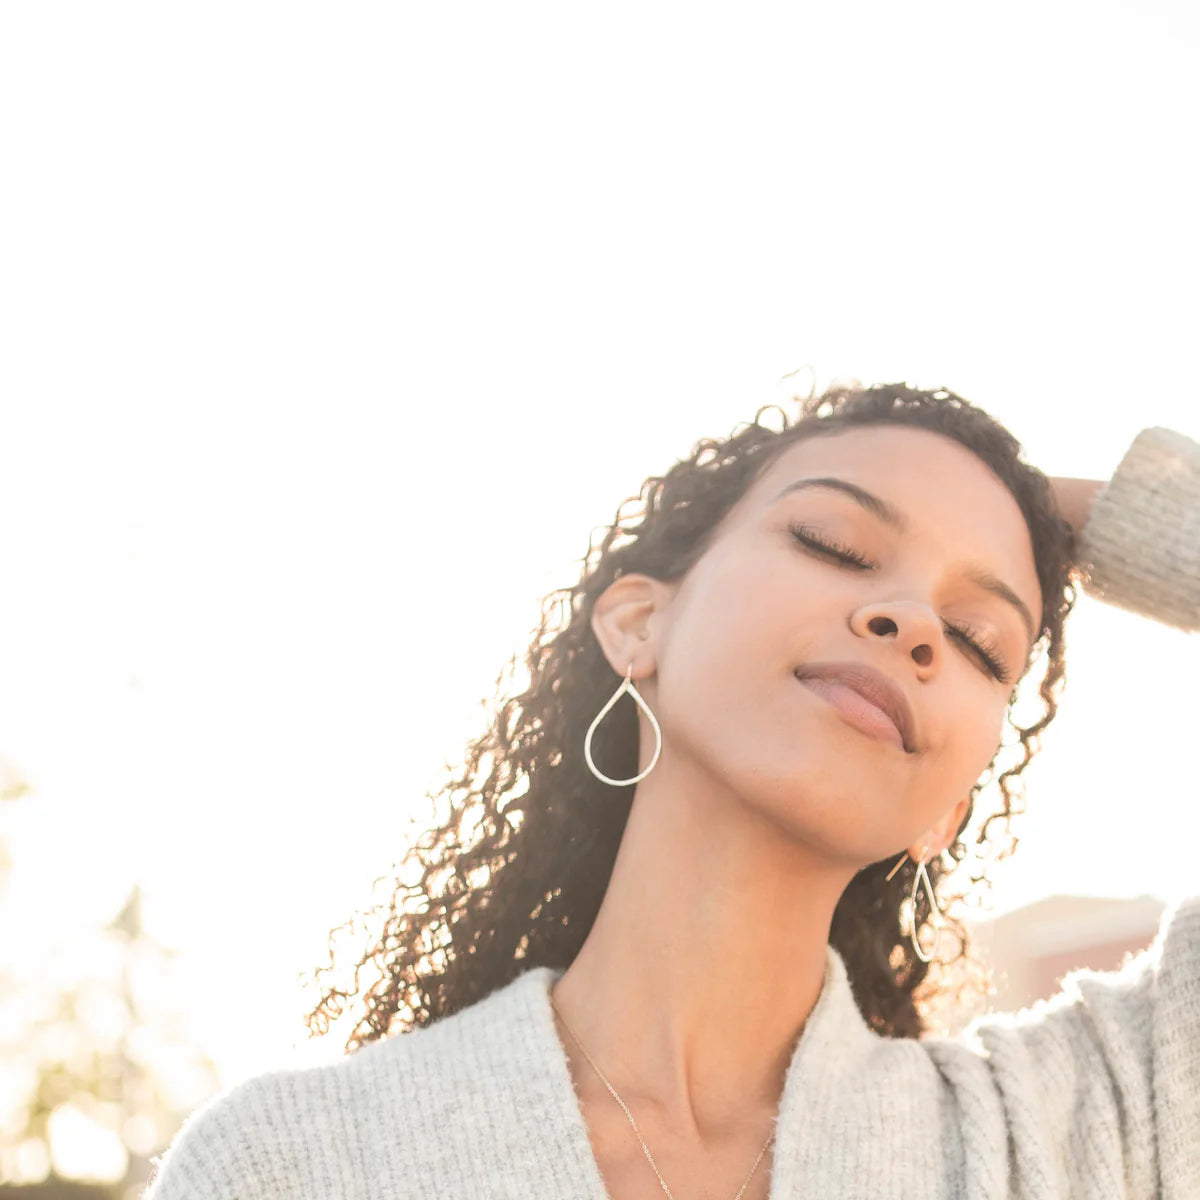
left=850, top=600, right=943, bottom=670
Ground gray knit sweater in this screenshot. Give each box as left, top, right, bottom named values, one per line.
left=145, top=427, right=1200, bottom=1199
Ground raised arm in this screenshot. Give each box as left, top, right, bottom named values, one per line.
left=1050, top=427, right=1200, bottom=632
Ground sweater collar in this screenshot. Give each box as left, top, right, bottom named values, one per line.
left=499, top=944, right=880, bottom=1197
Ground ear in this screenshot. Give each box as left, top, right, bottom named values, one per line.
left=590, top=571, right=675, bottom=680
left=908, top=793, right=972, bottom=865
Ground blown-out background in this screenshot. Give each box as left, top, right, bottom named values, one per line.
left=2, top=3, right=1197, bottom=1194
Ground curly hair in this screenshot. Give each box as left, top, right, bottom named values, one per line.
left=305, top=382, right=1080, bottom=1048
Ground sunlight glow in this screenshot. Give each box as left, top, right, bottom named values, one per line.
left=1, top=2, right=1197, bottom=1095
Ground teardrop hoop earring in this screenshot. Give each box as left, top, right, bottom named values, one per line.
left=583, top=663, right=663, bottom=787
left=885, top=844, right=946, bottom=964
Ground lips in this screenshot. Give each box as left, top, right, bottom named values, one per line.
left=794, top=661, right=918, bottom=754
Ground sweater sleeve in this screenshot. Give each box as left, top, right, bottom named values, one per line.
left=1151, top=895, right=1200, bottom=1195
left=141, top=1070, right=317, bottom=1200
left=956, top=894, right=1200, bottom=1198
left=1075, top=426, right=1200, bottom=631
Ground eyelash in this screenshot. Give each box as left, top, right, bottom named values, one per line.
left=788, top=523, right=1014, bottom=685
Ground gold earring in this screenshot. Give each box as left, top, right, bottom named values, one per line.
left=583, top=662, right=663, bottom=787
left=885, top=844, right=945, bottom=963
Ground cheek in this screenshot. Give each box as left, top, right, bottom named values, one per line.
left=921, top=702, right=1008, bottom=802
left=653, top=611, right=776, bottom=742
left=650, top=595, right=812, bottom=779
left=658, top=559, right=792, bottom=682
left=970, top=702, right=1009, bottom=769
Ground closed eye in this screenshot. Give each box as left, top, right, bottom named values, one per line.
left=788, top=524, right=1014, bottom=685
left=944, top=621, right=1012, bottom=685
left=789, top=523, right=874, bottom=570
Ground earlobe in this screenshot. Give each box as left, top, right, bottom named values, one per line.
left=911, top=794, right=972, bottom=863
left=589, top=572, right=669, bottom=678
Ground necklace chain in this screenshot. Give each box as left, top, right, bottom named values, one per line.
left=550, top=998, right=775, bottom=1200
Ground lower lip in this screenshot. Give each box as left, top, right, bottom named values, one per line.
left=796, top=675, right=907, bottom=752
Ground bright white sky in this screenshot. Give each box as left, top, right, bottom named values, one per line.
left=1, top=2, right=1197, bottom=1087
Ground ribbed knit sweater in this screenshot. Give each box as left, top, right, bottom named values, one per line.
left=145, top=426, right=1200, bottom=1199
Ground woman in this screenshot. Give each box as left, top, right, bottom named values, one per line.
left=145, top=384, right=1199, bottom=1199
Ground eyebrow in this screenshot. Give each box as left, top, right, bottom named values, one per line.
left=773, top=476, right=1037, bottom=644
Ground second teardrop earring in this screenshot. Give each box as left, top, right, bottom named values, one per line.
left=583, top=662, right=663, bottom=787
left=886, top=844, right=945, bottom=964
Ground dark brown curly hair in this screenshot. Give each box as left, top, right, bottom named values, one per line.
left=304, top=382, right=1080, bottom=1048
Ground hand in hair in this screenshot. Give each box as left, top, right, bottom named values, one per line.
left=1048, top=476, right=1103, bottom=537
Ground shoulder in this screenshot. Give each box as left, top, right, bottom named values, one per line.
left=920, top=895, right=1200, bottom=1195
left=144, top=966, right=560, bottom=1200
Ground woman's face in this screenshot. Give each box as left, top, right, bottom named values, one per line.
left=638, top=424, right=1045, bottom=866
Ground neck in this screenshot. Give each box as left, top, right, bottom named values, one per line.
left=550, top=756, right=853, bottom=1141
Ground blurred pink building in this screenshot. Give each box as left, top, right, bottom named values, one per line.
left=966, top=893, right=1166, bottom=1014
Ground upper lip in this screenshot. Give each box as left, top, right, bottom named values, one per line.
left=794, top=661, right=919, bottom=753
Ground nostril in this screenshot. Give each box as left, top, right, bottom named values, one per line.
left=867, top=616, right=898, bottom=636
left=912, top=645, right=933, bottom=667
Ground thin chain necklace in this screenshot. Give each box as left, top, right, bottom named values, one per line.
left=550, top=998, right=775, bottom=1200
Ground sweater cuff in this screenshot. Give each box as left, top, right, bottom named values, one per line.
left=1076, top=426, right=1200, bottom=631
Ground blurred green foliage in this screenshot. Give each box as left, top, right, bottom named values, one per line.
left=0, top=762, right=219, bottom=1199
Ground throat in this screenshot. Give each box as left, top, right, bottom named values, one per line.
left=573, top=1082, right=779, bottom=1200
